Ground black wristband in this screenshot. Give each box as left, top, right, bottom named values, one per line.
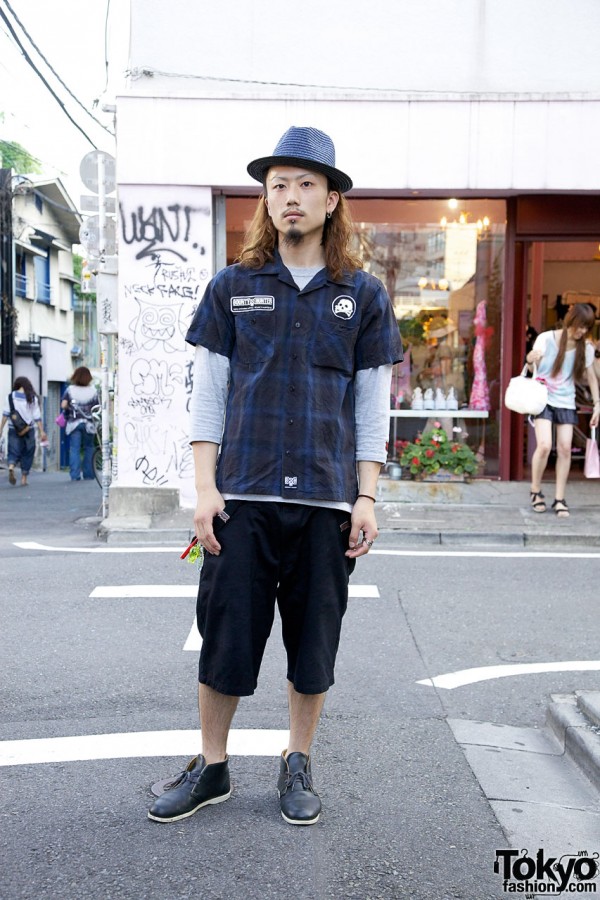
left=357, top=493, right=376, bottom=503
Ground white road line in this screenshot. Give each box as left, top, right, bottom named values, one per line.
left=349, top=584, right=380, bottom=598
left=417, top=660, right=600, bottom=690
left=371, top=549, right=600, bottom=559
left=183, top=622, right=202, bottom=652
left=89, top=584, right=381, bottom=600
left=14, top=541, right=179, bottom=553
left=87, top=585, right=379, bottom=650
left=15, top=540, right=600, bottom=559
left=0, top=729, right=289, bottom=767
left=90, top=585, right=196, bottom=598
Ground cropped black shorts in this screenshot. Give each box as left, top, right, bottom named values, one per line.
left=196, top=500, right=356, bottom=697
left=535, top=404, right=579, bottom=426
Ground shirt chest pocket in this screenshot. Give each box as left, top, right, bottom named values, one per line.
left=311, top=321, right=358, bottom=376
left=234, top=312, right=276, bottom=366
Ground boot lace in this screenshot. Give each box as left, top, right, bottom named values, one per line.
left=163, top=761, right=204, bottom=791
left=285, top=770, right=313, bottom=792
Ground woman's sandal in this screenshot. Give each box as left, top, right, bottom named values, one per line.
left=552, top=498, right=570, bottom=518
left=530, top=490, right=546, bottom=513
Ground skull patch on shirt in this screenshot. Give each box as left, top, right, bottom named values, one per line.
left=332, top=296, right=356, bottom=320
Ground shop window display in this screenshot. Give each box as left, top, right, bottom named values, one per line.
left=351, top=199, right=506, bottom=477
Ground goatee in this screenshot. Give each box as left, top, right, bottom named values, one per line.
left=283, top=226, right=304, bottom=248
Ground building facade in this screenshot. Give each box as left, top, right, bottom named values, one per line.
left=113, top=0, right=600, bottom=503
left=0, top=175, right=82, bottom=470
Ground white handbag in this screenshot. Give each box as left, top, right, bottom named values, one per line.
left=504, top=364, right=548, bottom=416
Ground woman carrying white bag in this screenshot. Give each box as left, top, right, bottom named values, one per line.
left=527, top=303, right=599, bottom=517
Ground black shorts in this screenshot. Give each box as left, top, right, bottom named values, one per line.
left=196, top=500, right=356, bottom=696
left=535, top=404, right=579, bottom=425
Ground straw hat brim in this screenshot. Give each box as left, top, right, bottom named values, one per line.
left=247, top=155, right=353, bottom=193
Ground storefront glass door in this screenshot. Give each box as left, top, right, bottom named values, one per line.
left=524, top=240, right=600, bottom=479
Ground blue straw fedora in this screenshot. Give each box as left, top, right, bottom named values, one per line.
left=247, top=126, right=353, bottom=193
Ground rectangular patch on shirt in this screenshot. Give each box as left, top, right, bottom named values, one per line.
left=231, top=295, right=275, bottom=313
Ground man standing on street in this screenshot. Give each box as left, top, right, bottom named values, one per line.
left=148, top=126, right=403, bottom=826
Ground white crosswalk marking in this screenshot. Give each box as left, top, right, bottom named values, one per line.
left=88, top=584, right=380, bottom=652
left=183, top=622, right=202, bottom=652
left=0, top=729, right=290, bottom=766
left=349, top=585, right=380, bottom=598
left=89, top=584, right=380, bottom=601
left=90, top=585, right=196, bottom=598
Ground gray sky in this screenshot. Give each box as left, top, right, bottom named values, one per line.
left=0, top=0, right=128, bottom=204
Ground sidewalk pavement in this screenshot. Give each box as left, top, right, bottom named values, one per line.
left=373, top=476, right=600, bottom=549
left=98, top=476, right=600, bottom=548
left=3, top=468, right=600, bottom=549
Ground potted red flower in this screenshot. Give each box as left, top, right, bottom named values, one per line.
left=399, top=423, right=478, bottom=481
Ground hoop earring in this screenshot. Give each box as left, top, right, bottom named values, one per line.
left=326, top=212, right=332, bottom=220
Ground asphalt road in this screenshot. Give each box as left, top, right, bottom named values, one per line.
left=1, top=476, right=599, bottom=899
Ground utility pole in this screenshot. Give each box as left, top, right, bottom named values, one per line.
left=0, top=168, right=15, bottom=367
left=79, top=150, right=117, bottom=519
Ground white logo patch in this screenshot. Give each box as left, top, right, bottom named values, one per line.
left=231, top=295, right=275, bottom=313
left=332, top=295, right=356, bottom=320
left=284, top=476, right=298, bottom=489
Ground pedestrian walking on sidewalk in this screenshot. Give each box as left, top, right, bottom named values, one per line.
left=0, top=377, right=46, bottom=487
left=61, top=367, right=99, bottom=481
left=148, top=126, right=403, bottom=826
left=527, top=303, right=600, bottom=517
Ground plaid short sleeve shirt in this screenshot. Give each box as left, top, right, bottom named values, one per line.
left=186, top=253, right=403, bottom=504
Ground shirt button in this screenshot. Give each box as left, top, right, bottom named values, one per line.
left=288, top=418, right=294, bottom=425
left=294, top=322, right=301, bottom=328
left=290, top=386, right=295, bottom=393
left=292, top=353, right=298, bottom=360
left=285, top=450, right=290, bottom=456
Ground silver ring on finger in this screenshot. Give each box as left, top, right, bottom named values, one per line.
left=365, top=539, right=374, bottom=548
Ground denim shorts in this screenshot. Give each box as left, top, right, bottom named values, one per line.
left=196, top=500, right=356, bottom=696
left=535, top=404, right=579, bottom=425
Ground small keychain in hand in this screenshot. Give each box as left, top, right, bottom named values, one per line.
left=181, top=536, right=204, bottom=571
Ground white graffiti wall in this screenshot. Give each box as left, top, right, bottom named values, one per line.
left=117, top=185, right=213, bottom=507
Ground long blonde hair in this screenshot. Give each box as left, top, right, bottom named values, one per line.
left=237, top=187, right=362, bottom=282
left=551, top=303, right=596, bottom=381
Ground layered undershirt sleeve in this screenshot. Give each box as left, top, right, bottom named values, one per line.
left=354, top=364, right=393, bottom=463
left=189, top=345, right=229, bottom=444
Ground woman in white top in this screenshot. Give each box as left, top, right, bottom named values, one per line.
left=527, top=303, right=600, bottom=517
left=0, top=376, right=47, bottom=486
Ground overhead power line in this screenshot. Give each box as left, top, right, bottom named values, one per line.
left=129, top=67, right=600, bottom=102
left=0, top=2, right=98, bottom=148
left=102, top=0, right=111, bottom=97
left=1, top=0, right=114, bottom=137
